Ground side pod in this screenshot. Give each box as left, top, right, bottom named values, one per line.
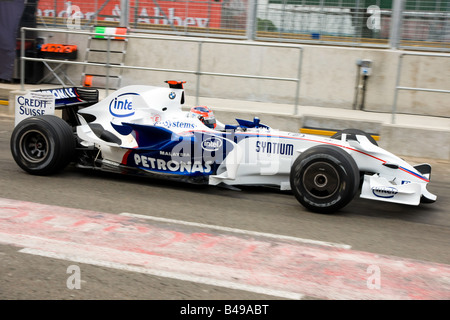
left=111, top=122, right=184, bottom=150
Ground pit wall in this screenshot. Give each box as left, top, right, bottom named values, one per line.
left=39, top=31, right=449, bottom=118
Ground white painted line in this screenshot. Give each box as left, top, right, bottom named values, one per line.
left=19, top=248, right=305, bottom=300
left=2, top=200, right=449, bottom=300
left=120, top=212, right=352, bottom=249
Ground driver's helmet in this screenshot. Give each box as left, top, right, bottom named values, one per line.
left=190, top=106, right=216, bottom=129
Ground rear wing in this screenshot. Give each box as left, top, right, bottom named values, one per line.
left=34, top=87, right=99, bottom=126
left=36, top=87, right=99, bottom=109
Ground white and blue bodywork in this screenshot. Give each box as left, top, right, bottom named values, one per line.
left=11, top=81, right=437, bottom=213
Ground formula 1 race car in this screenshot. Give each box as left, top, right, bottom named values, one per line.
left=10, top=81, right=437, bottom=213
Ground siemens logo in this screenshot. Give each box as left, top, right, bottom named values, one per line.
left=256, top=141, right=294, bottom=156
left=158, top=120, right=196, bottom=130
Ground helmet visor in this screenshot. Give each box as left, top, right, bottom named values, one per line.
left=203, top=118, right=216, bottom=129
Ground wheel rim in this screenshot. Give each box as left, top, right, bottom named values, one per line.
left=302, top=161, right=340, bottom=199
left=19, top=129, right=49, bottom=163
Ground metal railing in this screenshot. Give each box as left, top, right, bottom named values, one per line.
left=391, top=51, right=450, bottom=123
left=20, top=27, right=303, bottom=113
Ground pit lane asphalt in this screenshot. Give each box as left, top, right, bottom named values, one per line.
left=0, top=116, right=449, bottom=300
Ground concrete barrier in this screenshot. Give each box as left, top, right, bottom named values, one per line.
left=27, top=30, right=450, bottom=119
left=380, top=124, right=450, bottom=161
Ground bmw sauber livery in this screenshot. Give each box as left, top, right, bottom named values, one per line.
left=10, top=81, right=437, bottom=213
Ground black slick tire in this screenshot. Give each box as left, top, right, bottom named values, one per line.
left=290, top=145, right=360, bottom=213
left=10, top=115, right=76, bottom=175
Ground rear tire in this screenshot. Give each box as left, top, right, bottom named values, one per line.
left=10, top=115, right=75, bottom=175
left=290, top=145, right=360, bottom=213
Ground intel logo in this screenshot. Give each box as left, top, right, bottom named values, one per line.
left=372, top=186, right=398, bottom=198
left=109, top=93, right=138, bottom=118
left=202, top=137, right=222, bottom=151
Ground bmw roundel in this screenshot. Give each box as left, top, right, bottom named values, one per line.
left=169, top=92, right=176, bottom=99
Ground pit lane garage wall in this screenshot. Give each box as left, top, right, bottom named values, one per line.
left=39, top=30, right=449, bottom=119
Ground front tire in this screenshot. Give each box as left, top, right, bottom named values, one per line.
left=290, top=145, right=360, bottom=213
left=10, top=115, right=76, bottom=175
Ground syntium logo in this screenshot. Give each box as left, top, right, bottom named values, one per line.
left=109, top=93, right=139, bottom=117
left=256, top=141, right=294, bottom=156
